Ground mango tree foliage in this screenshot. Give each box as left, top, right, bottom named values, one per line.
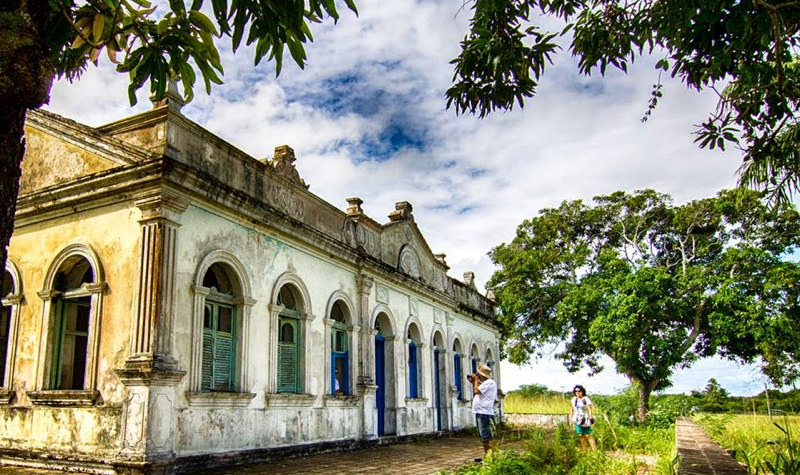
left=446, top=0, right=800, bottom=203
left=0, top=0, right=356, bottom=283
left=488, top=189, right=800, bottom=420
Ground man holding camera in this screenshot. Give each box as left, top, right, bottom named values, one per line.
left=468, top=364, right=497, bottom=460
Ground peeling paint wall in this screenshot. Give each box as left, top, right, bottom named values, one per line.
left=165, top=203, right=499, bottom=454
left=1, top=203, right=141, bottom=457
left=20, top=129, right=118, bottom=195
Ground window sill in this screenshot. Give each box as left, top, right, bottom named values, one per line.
left=186, top=391, right=256, bottom=408
left=0, top=389, right=14, bottom=405
left=323, top=394, right=360, bottom=407
left=265, top=393, right=316, bottom=407
left=27, top=390, right=99, bottom=407
left=405, top=397, right=428, bottom=407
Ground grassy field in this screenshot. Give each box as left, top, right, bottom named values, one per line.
left=503, top=392, right=570, bottom=414
left=694, top=413, right=800, bottom=473
left=467, top=392, right=679, bottom=475
left=447, top=424, right=676, bottom=475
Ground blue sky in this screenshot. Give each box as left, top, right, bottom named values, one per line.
left=44, top=0, right=775, bottom=396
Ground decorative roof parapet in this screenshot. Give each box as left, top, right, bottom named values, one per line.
left=346, top=197, right=364, bottom=217
left=463, top=271, right=476, bottom=289
left=270, top=145, right=309, bottom=189
left=149, top=81, right=185, bottom=113
left=388, top=201, right=413, bottom=222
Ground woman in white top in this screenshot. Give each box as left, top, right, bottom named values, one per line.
left=569, top=384, right=597, bottom=451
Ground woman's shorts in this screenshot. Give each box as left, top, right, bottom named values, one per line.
left=575, top=424, right=594, bottom=435
left=476, top=414, right=495, bottom=441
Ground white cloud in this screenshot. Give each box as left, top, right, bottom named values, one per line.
left=44, top=0, right=761, bottom=396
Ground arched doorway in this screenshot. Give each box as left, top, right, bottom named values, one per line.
left=374, top=311, right=396, bottom=435
left=432, top=331, right=446, bottom=431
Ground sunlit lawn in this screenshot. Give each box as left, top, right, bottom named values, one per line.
left=503, top=392, right=570, bottom=414
left=695, top=413, right=800, bottom=472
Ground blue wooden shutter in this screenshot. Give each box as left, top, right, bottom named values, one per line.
left=454, top=353, right=462, bottom=400
left=408, top=341, right=417, bottom=398
left=330, top=352, right=336, bottom=395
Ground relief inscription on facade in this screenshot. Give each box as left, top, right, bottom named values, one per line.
left=399, top=247, right=421, bottom=280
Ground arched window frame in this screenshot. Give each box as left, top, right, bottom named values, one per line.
left=189, top=250, right=255, bottom=397
left=371, top=305, right=399, bottom=434
left=324, top=292, right=357, bottom=396
left=430, top=327, right=447, bottom=430
left=468, top=339, right=480, bottom=401
left=404, top=317, right=425, bottom=399
left=268, top=273, right=314, bottom=396
left=32, top=243, right=107, bottom=403
left=1, top=259, right=23, bottom=396
left=451, top=335, right=465, bottom=401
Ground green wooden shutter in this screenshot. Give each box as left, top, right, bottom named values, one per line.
left=201, top=328, right=214, bottom=390
left=214, top=332, right=233, bottom=391
left=277, top=318, right=298, bottom=393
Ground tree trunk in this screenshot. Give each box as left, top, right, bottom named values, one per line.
left=0, top=107, right=27, bottom=276
left=0, top=0, right=56, bottom=274
left=636, top=380, right=658, bottom=422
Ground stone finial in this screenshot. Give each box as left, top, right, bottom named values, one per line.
left=463, top=271, right=476, bottom=288
left=273, top=145, right=295, bottom=163
left=388, top=201, right=413, bottom=222
left=434, top=253, right=447, bottom=266
left=486, top=289, right=496, bottom=302
left=150, top=80, right=185, bottom=113
left=271, top=145, right=309, bottom=189
left=346, top=197, right=364, bottom=216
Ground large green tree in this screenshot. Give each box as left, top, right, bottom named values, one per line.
left=447, top=0, right=800, bottom=203
left=0, top=0, right=356, bottom=282
left=489, top=189, right=800, bottom=420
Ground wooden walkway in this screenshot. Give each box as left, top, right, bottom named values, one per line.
left=676, top=417, right=748, bottom=475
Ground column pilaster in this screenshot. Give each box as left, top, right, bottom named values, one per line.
left=127, top=194, right=187, bottom=370
left=356, top=274, right=374, bottom=385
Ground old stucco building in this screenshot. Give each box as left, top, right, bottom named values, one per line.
left=0, top=94, right=501, bottom=473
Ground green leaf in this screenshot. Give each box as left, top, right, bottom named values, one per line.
left=286, top=38, right=306, bottom=67
left=189, top=10, right=218, bottom=35
left=168, top=0, right=186, bottom=16
left=93, top=13, right=106, bottom=43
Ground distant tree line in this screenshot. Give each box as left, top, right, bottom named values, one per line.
left=508, top=378, right=800, bottom=419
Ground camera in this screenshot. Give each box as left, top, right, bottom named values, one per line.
left=466, top=373, right=477, bottom=383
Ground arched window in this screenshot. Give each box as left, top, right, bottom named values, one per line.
left=407, top=323, right=422, bottom=398
left=201, top=263, right=237, bottom=391
left=452, top=339, right=464, bottom=400
left=45, top=253, right=104, bottom=391
left=189, top=250, right=254, bottom=398
left=470, top=344, right=480, bottom=376
left=277, top=284, right=303, bottom=393
left=1, top=264, right=22, bottom=390
left=329, top=301, right=349, bottom=395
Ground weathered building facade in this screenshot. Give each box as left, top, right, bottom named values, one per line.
left=0, top=96, right=500, bottom=473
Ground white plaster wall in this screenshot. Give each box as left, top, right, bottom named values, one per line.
left=169, top=204, right=498, bottom=453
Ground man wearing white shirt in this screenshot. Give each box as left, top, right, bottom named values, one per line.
left=469, top=363, right=497, bottom=460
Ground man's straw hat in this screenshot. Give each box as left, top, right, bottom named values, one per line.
left=478, top=363, right=492, bottom=379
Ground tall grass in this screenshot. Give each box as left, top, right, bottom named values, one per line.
left=504, top=392, right=569, bottom=414
left=695, top=414, right=800, bottom=474
left=447, top=424, right=662, bottom=475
